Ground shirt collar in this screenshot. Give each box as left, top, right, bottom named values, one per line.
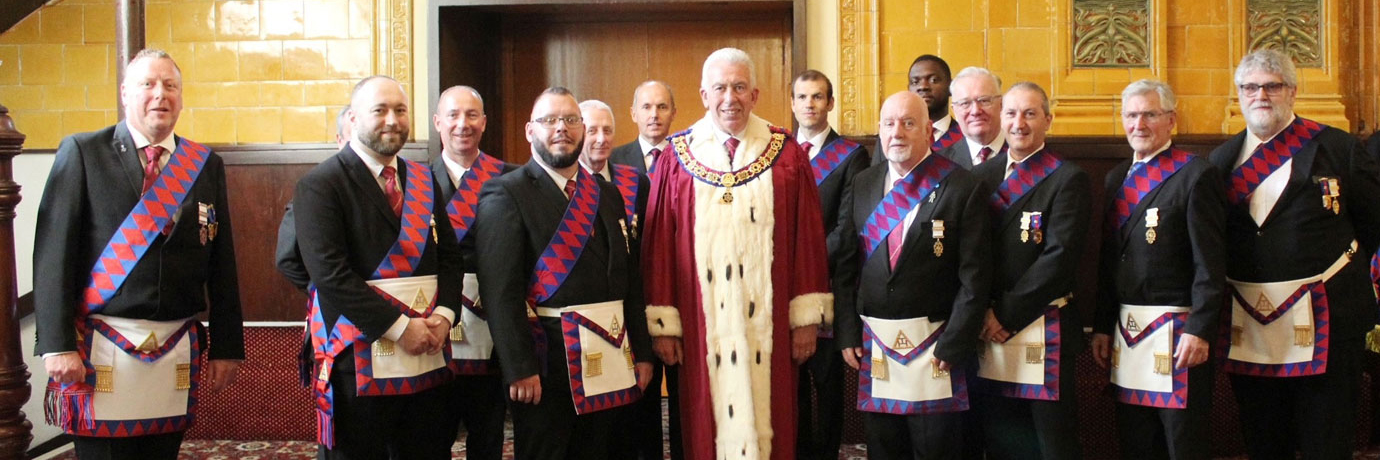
left=885, top=153, right=927, bottom=186
left=638, top=136, right=668, bottom=156
left=963, top=133, right=1005, bottom=164
left=442, top=153, right=470, bottom=188
left=931, top=115, right=953, bottom=142
left=581, top=160, right=611, bottom=181
left=797, top=129, right=831, bottom=158
left=1134, top=141, right=1173, bottom=164
left=532, top=150, right=576, bottom=192
left=350, top=138, right=397, bottom=178
left=125, top=121, right=178, bottom=155
left=1006, top=144, right=1045, bottom=174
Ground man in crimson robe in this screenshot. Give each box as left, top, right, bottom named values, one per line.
left=641, top=47, right=833, bottom=460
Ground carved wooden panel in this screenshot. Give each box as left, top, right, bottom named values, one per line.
left=1072, top=0, right=1152, bottom=67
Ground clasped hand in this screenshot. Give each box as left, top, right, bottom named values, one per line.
left=398, top=315, right=451, bottom=355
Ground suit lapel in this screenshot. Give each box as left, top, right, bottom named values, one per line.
left=1259, top=140, right=1320, bottom=228
left=523, top=160, right=571, bottom=222
left=112, top=123, right=145, bottom=197
left=341, top=146, right=401, bottom=228
left=951, top=142, right=973, bottom=169
left=432, top=158, right=456, bottom=199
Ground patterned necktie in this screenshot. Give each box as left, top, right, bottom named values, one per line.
left=381, top=165, right=402, bottom=217
left=563, top=177, right=577, bottom=199
left=647, top=147, right=661, bottom=170
left=724, top=138, right=740, bottom=166
left=140, top=145, right=164, bottom=194
left=800, top=141, right=814, bottom=156
left=887, top=178, right=905, bottom=270
left=977, top=146, right=993, bottom=164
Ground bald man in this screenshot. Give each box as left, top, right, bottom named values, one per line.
left=833, top=91, right=993, bottom=459
left=296, top=75, right=464, bottom=459
left=612, top=81, right=678, bottom=173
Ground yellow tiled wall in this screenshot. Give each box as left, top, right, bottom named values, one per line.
left=869, top=0, right=1373, bottom=136
left=0, top=0, right=377, bottom=148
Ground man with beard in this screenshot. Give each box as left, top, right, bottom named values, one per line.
left=969, top=82, right=1089, bottom=460
left=1091, top=79, right=1226, bottom=460
left=1208, top=49, right=1380, bottom=459
left=789, top=68, right=870, bottom=460
left=833, top=91, right=992, bottom=459
left=937, top=67, right=1006, bottom=169
left=35, top=49, right=244, bottom=460
left=475, top=87, right=653, bottom=460
left=431, top=85, right=517, bottom=460
left=612, top=81, right=678, bottom=173
left=641, top=47, right=832, bottom=460
left=295, top=75, right=463, bottom=459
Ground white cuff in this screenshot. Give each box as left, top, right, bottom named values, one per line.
left=646, top=305, right=682, bottom=337
left=432, top=306, right=456, bottom=326
left=42, top=351, right=76, bottom=359
left=381, top=314, right=409, bottom=342
left=789, top=292, right=833, bottom=329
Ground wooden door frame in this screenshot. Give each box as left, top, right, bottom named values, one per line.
left=425, top=0, right=808, bottom=157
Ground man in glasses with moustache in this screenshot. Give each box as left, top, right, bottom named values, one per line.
left=475, top=87, right=653, bottom=459
left=1208, top=49, right=1380, bottom=459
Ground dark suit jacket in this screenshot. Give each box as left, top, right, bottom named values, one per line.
left=431, top=154, right=520, bottom=273
left=1094, top=153, right=1227, bottom=340
left=833, top=160, right=994, bottom=365
left=293, top=146, right=464, bottom=339
left=972, top=151, right=1091, bottom=350
left=1368, top=130, right=1380, bottom=163
left=936, top=140, right=974, bottom=170
left=276, top=203, right=310, bottom=291
left=34, top=123, right=244, bottom=359
left=809, top=130, right=873, bottom=279
left=611, top=141, right=648, bottom=173
left=474, top=161, right=652, bottom=385
left=1208, top=125, right=1380, bottom=340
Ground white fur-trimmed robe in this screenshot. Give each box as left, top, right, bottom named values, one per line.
left=642, top=114, right=832, bottom=460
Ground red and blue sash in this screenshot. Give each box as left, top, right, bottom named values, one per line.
left=45, top=319, right=203, bottom=437
left=1110, top=148, right=1193, bottom=230
left=447, top=152, right=505, bottom=244
left=857, top=322, right=969, bottom=414
left=524, top=169, right=602, bottom=367
left=310, top=158, right=454, bottom=448
left=46, top=138, right=211, bottom=437
left=811, top=137, right=862, bottom=186
left=82, top=139, right=212, bottom=316
left=989, top=150, right=1063, bottom=214
left=561, top=311, right=642, bottom=413
left=860, top=154, right=958, bottom=260
left=1227, top=117, right=1324, bottom=205
left=977, top=305, right=1064, bottom=401
left=1222, top=282, right=1330, bottom=377
left=931, top=120, right=964, bottom=153
left=1115, top=311, right=1189, bottom=408
left=610, top=163, right=641, bottom=231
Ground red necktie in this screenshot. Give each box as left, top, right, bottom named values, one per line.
left=977, top=146, right=993, bottom=164
left=800, top=141, right=814, bottom=155
left=887, top=178, right=905, bottom=270
left=381, top=165, right=402, bottom=217
left=724, top=138, right=740, bottom=165
left=140, top=145, right=164, bottom=194
left=563, top=177, right=577, bottom=199
left=648, top=147, right=661, bottom=169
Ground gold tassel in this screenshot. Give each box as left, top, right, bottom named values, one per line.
left=1025, top=343, right=1043, bottom=364
left=585, top=352, right=603, bottom=377
left=871, top=356, right=888, bottom=381
left=176, top=364, right=191, bottom=390
left=1111, top=346, right=1120, bottom=369
left=373, top=339, right=395, bottom=356
left=449, top=321, right=466, bottom=342
left=1366, top=326, right=1380, bottom=354
left=1154, top=353, right=1171, bottom=375
left=1294, top=326, right=1313, bottom=346
left=1231, top=326, right=1243, bottom=346
left=94, top=365, right=114, bottom=393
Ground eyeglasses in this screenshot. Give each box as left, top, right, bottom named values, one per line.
left=952, top=96, right=999, bottom=110
left=531, top=115, right=583, bottom=127
left=879, top=118, right=922, bottom=131
left=1237, top=82, right=1291, bottom=96
left=1121, top=110, right=1173, bottom=122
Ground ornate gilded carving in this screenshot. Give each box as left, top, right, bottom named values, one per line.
left=1072, top=0, right=1151, bottom=67
left=376, top=0, right=413, bottom=97
left=1247, top=0, right=1322, bottom=67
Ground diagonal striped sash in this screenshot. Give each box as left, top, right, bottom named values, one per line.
left=447, top=152, right=505, bottom=244
left=860, top=154, right=957, bottom=260
left=610, top=163, right=640, bottom=229
left=1111, top=148, right=1193, bottom=230
left=372, top=159, right=435, bottom=280
left=1227, top=117, right=1323, bottom=205
left=82, top=139, right=211, bottom=316
left=528, top=168, right=602, bottom=305
left=931, top=121, right=964, bottom=153
left=989, top=149, right=1063, bottom=214
left=811, top=137, right=862, bottom=185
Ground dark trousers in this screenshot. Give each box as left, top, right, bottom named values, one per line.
left=1114, top=361, right=1213, bottom=460
left=797, top=336, right=844, bottom=460
left=864, top=410, right=964, bottom=460
left=511, top=321, right=622, bottom=460
left=317, top=346, right=455, bottom=460
left=1230, top=338, right=1362, bottom=460
left=73, top=432, right=184, bottom=460
left=974, top=345, right=1081, bottom=460
left=623, top=358, right=682, bottom=460
left=442, top=372, right=507, bottom=460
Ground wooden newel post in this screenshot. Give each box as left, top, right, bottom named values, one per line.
left=0, top=104, right=33, bottom=458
